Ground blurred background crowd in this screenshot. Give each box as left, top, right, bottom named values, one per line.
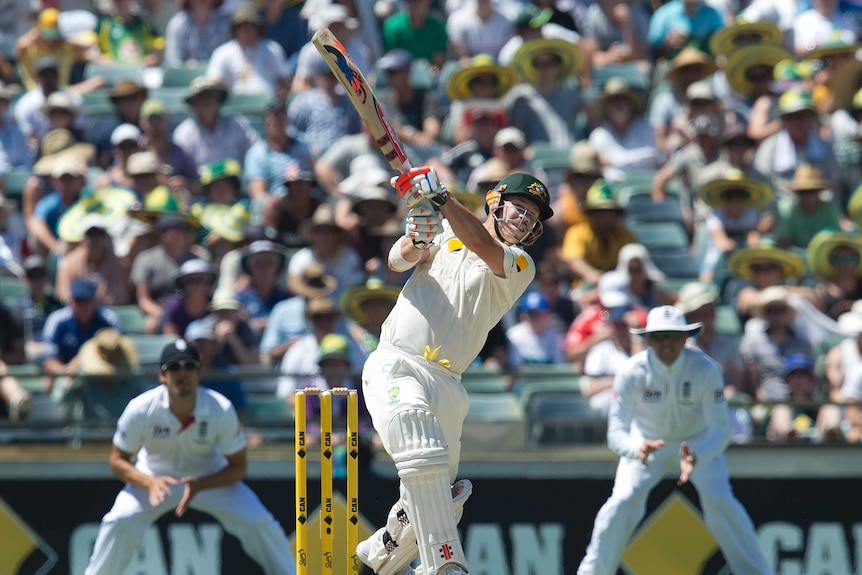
left=3, top=0, right=862, bottom=446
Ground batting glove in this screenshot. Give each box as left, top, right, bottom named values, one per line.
left=406, top=205, right=443, bottom=249
left=391, top=166, right=449, bottom=209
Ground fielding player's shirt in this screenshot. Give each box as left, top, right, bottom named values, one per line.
left=381, top=220, right=535, bottom=374
left=608, top=347, right=730, bottom=463
left=113, top=386, right=246, bottom=478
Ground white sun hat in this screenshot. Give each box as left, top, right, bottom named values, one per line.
left=631, top=305, right=702, bottom=337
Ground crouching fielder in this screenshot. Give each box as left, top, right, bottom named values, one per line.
left=357, top=167, right=553, bottom=575
left=577, top=306, right=772, bottom=575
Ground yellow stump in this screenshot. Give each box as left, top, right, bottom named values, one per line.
left=294, top=391, right=307, bottom=575
left=347, top=390, right=359, bottom=572
left=320, top=391, right=334, bottom=575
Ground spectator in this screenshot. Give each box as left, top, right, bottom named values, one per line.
left=184, top=317, right=248, bottom=418
left=467, top=127, right=541, bottom=192
left=88, top=79, right=147, bottom=168
left=534, top=259, right=579, bottom=332
left=0, top=83, right=32, bottom=171
left=207, top=291, right=260, bottom=365
left=580, top=0, right=650, bottom=73
left=697, top=169, right=773, bottom=282
left=268, top=160, right=322, bottom=248
left=68, top=327, right=146, bottom=419
left=588, top=77, right=659, bottom=182
left=55, top=214, right=129, bottom=306
left=444, top=54, right=517, bottom=145
left=776, top=164, right=843, bottom=250
left=130, top=213, right=201, bottom=333
left=340, top=276, right=401, bottom=357
left=90, top=0, right=164, bottom=66
left=40, top=91, right=84, bottom=145
left=15, top=256, right=63, bottom=355
left=497, top=4, right=581, bottom=67
left=646, top=0, right=724, bottom=59
left=262, top=263, right=337, bottom=365
left=446, top=0, right=514, bottom=60
left=506, top=291, right=566, bottom=366
left=197, top=201, right=252, bottom=269
left=827, top=303, right=862, bottom=441
left=207, top=2, right=289, bottom=98
left=93, top=123, right=143, bottom=191
left=126, top=150, right=182, bottom=212
left=14, top=58, right=68, bottom=147
left=381, top=0, right=448, bottom=68
left=237, top=240, right=291, bottom=333
left=172, top=77, right=259, bottom=176
left=0, top=302, right=32, bottom=421
left=440, top=106, right=506, bottom=186
left=507, top=37, right=585, bottom=146
left=338, top=185, right=400, bottom=270
left=198, top=158, right=243, bottom=207
left=792, top=0, right=858, bottom=57
left=287, top=56, right=362, bottom=158
left=561, top=179, right=636, bottom=287
left=695, top=123, right=769, bottom=192
left=550, top=140, right=603, bottom=234
left=615, top=243, right=677, bottom=308
left=28, top=154, right=87, bottom=255
left=15, top=7, right=89, bottom=91
left=139, top=98, right=198, bottom=192
left=41, top=278, right=121, bottom=393
left=162, top=258, right=216, bottom=336
left=163, top=0, right=232, bottom=67
left=766, top=353, right=832, bottom=442
left=807, top=229, right=862, bottom=320
left=664, top=82, right=726, bottom=157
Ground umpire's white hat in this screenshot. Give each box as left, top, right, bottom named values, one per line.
left=631, top=305, right=702, bottom=337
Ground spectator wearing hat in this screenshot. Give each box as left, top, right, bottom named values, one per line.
left=287, top=56, right=362, bottom=158
left=665, top=81, right=728, bottom=157
left=90, top=0, right=164, bottom=66
left=0, top=298, right=32, bottom=421
left=444, top=54, right=518, bottom=145
left=698, top=170, right=773, bottom=282
left=826, top=302, right=862, bottom=441
left=764, top=353, right=834, bottom=442
left=561, top=179, right=636, bottom=287
left=13, top=58, right=83, bottom=148
left=208, top=290, right=260, bottom=363
left=55, top=215, right=129, bottom=306
left=381, top=0, right=448, bottom=68
left=791, top=0, right=858, bottom=57
left=507, top=38, right=585, bottom=147
left=85, top=79, right=148, bottom=169
left=41, top=278, right=121, bottom=389
left=130, top=213, right=203, bottom=333
left=694, top=123, right=768, bottom=193
left=374, top=49, right=444, bottom=149
left=126, top=150, right=182, bottom=210
left=237, top=240, right=291, bottom=333
left=286, top=203, right=366, bottom=299
left=28, top=154, right=88, bottom=255
left=446, top=0, right=514, bottom=60
left=646, top=0, right=724, bottom=59
left=807, top=229, right=862, bottom=319
left=207, top=2, right=289, bottom=98
left=261, top=263, right=338, bottom=364
left=336, top=185, right=400, bottom=269
left=506, top=291, right=566, bottom=367
left=616, top=243, right=677, bottom=308
left=67, top=327, right=147, bottom=419
left=40, top=91, right=84, bottom=143
left=14, top=256, right=63, bottom=353
left=198, top=158, right=243, bottom=207
left=497, top=5, right=581, bottom=67
left=244, top=97, right=314, bottom=205
left=551, top=141, right=603, bottom=232
left=139, top=98, right=198, bottom=191
left=753, top=88, right=837, bottom=197
left=0, top=85, right=32, bottom=172
left=267, top=160, right=322, bottom=248
left=93, top=123, right=143, bottom=191
left=15, top=7, right=90, bottom=91
left=588, top=77, right=659, bottom=182
left=162, top=258, right=217, bottom=336
left=580, top=0, right=650, bottom=73
left=163, top=0, right=232, bottom=67
left=172, top=77, right=259, bottom=177
left=184, top=318, right=248, bottom=418
left=776, top=164, right=844, bottom=250
left=340, top=276, right=400, bottom=356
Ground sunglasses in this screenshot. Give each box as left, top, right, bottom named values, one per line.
left=648, top=332, right=686, bottom=341
left=751, top=264, right=780, bottom=273
left=829, top=252, right=860, bottom=266
left=161, top=360, right=201, bottom=372
left=765, top=306, right=788, bottom=315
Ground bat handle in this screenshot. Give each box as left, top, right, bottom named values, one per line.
left=399, top=160, right=440, bottom=215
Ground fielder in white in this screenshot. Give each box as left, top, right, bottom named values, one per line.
left=578, top=306, right=772, bottom=575
left=357, top=167, right=554, bottom=575
left=85, top=339, right=295, bottom=575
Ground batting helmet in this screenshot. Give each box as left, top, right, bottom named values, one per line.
left=485, top=173, right=554, bottom=220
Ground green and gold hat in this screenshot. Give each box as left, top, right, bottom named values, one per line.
left=200, top=158, right=242, bottom=188
left=195, top=201, right=251, bottom=243
left=584, top=179, right=622, bottom=211
left=57, top=187, right=139, bottom=242
left=446, top=54, right=519, bottom=101
left=806, top=229, right=862, bottom=280
left=778, top=88, right=815, bottom=115
left=724, top=44, right=793, bottom=96
left=513, top=38, right=584, bottom=84
left=728, top=243, right=806, bottom=280
left=128, top=186, right=199, bottom=229
left=340, top=276, right=401, bottom=327
left=698, top=169, right=773, bottom=209
left=709, top=20, right=783, bottom=56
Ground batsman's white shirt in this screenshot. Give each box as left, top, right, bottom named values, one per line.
left=608, top=347, right=730, bottom=463
left=114, top=386, right=246, bottom=478
left=381, top=220, right=536, bottom=374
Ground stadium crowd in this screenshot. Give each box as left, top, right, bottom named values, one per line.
left=3, top=0, right=862, bottom=445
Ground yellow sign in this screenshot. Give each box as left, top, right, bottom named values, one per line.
left=0, top=497, right=56, bottom=574
left=622, top=492, right=719, bottom=575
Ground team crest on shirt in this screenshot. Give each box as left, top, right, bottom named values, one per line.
left=714, top=389, right=725, bottom=403
left=642, top=389, right=662, bottom=402
left=680, top=381, right=694, bottom=405
left=388, top=387, right=401, bottom=406
left=152, top=425, right=171, bottom=438
left=195, top=420, right=209, bottom=444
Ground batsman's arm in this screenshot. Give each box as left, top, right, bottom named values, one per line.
left=438, top=197, right=506, bottom=277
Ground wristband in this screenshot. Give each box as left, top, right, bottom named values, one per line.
left=388, top=239, right=420, bottom=272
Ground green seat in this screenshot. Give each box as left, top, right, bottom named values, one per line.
left=110, top=305, right=147, bottom=334
left=245, top=395, right=294, bottom=423
left=715, top=305, right=742, bottom=335
left=627, top=220, right=690, bottom=251
left=161, top=64, right=208, bottom=88
left=0, top=277, right=27, bottom=302
left=463, top=393, right=527, bottom=451
left=80, top=89, right=115, bottom=115
left=149, top=86, right=191, bottom=115
left=223, top=92, right=272, bottom=114
left=1, top=169, right=32, bottom=201
left=462, top=368, right=511, bottom=393
left=84, top=62, right=145, bottom=87
left=127, top=334, right=179, bottom=367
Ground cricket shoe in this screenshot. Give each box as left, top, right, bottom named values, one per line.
left=355, top=540, right=415, bottom=575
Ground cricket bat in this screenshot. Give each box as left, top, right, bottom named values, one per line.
left=311, top=27, right=436, bottom=216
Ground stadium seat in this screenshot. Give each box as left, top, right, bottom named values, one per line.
left=649, top=250, right=701, bottom=279
left=149, top=86, right=191, bottom=115
left=127, top=334, right=179, bottom=368
left=624, top=195, right=685, bottom=224
left=110, top=305, right=147, bottom=334
left=84, top=62, right=145, bottom=87
left=463, top=393, right=527, bottom=451
left=1, top=169, right=31, bottom=202
left=591, top=62, right=650, bottom=94
left=80, top=89, right=115, bottom=114
left=161, top=64, right=208, bottom=88
left=245, top=395, right=294, bottom=423
left=530, top=143, right=571, bottom=191
left=223, top=92, right=271, bottom=114
left=715, top=305, right=742, bottom=335
left=0, top=276, right=28, bottom=303
left=627, top=220, right=690, bottom=251
left=462, top=368, right=511, bottom=393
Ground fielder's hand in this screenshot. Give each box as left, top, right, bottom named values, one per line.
left=637, top=438, right=665, bottom=464
left=147, top=475, right=180, bottom=507
left=406, top=205, right=443, bottom=249
left=678, top=442, right=697, bottom=485
left=391, top=166, right=449, bottom=208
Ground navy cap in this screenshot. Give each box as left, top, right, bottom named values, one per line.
left=71, top=278, right=98, bottom=300
left=378, top=49, right=412, bottom=72
left=783, top=353, right=813, bottom=376
left=159, top=338, right=201, bottom=367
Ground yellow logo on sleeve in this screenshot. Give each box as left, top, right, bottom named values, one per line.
left=447, top=239, right=464, bottom=252
left=515, top=254, right=529, bottom=272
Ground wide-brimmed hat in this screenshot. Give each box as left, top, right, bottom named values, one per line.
left=197, top=202, right=250, bottom=243
left=597, top=76, right=644, bottom=117
left=728, top=244, right=806, bottom=280
left=288, top=263, right=337, bottom=299
left=585, top=179, right=623, bottom=211
left=174, top=258, right=216, bottom=289
left=300, top=204, right=347, bottom=243
left=208, top=289, right=242, bottom=311
left=446, top=54, right=518, bottom=101
left=616, top=243, right=665, bottom=283
left=184, top=77, right=229, bottom=105
left=351, top=186, right=398, bottom=215
left=724, top=44, right=792, bottom=96
left=340, top=276, right=400, bottom=326
left=513, top=38, right=584, bottom=84
left=305, top=295, right=341, bottom=317
left=513, top=4, right=552, bottom=29
left=709, top=20, right=783, bottom=56
left=828, top=60, right=862, bottom=112
left=40, top=91, right=78, bottom=116
left=126, top=151, right=167, bottom=176
left=57, top=186, right=139, bottom=242
left=778, top=89, right=815, bottom=116
left=127, top=201, right=199, bottom=230
left=78, top=328, right=139, bottom=376
left=752, top=286, right=797, bottom=321
left=110, top=79, right=147, bottom=101
left=838, top=300, right=862, bottom=335
left=568, top=141, right=602, bottom=176
left=787, top=164, right=831, bottom=192
left=337, top=155, right=392, bottom=197
left=631, top=305, right=702, bottom=337
left=664, top=47, right=717, bottom=83
left=32, top=129, right=95, bottom=176
left=698, top=169, right=773, bottom=209
left=676, top=281, right=720, bottom=315
left=805, top=33, right=862, bottom=61
left=231, top=2, right=265, bottom=28
left=240, top=240, right=288, bottom=274
left=806, top=229, right=862, bottom=280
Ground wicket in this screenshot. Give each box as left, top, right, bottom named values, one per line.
left=295, top=387, right=360, bottom=574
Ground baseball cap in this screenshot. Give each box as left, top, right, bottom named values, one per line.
left=159, top=338, right=202, bottom=368
left=378, top=49, right=412, bottom=72
left=493, top=127, right=527, bottom=149
left=23, top=255, right=47, bottom=278
left=110, top=124, right=142, bottom=147
left=318, top=333, right=351, bottom=365
left=598, top=271, right=630, bottom=309
left=520, top=291, right=551, bottom=314
left=71, top=278, right=98, bottom=300
left=783, top=353, right=813, bottom=376
left=185, top=318, right=216, bottom=342
left=141, top=99, right=167, bottom=118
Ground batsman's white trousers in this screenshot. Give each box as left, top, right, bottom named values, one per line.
left=578, top=444, right=771, bottom=575
left=85, top=480, right=295, bottom=575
